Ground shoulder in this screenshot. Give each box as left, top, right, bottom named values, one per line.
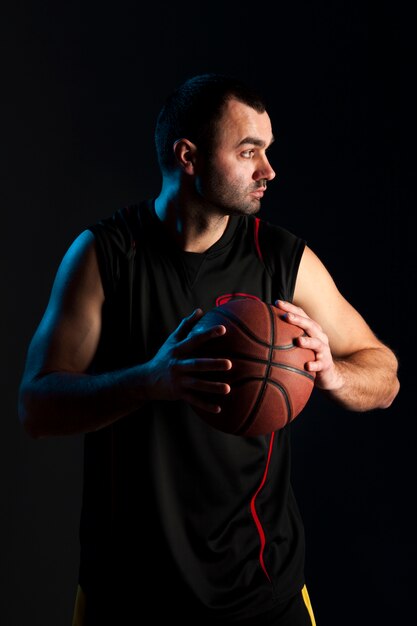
left=53, top=229, right=98, bottom=285
left=41, top=228, right=104, bottom=320
left=294, top=245, right=339, bottom=304
left=88, top=203, right=143, bottom=256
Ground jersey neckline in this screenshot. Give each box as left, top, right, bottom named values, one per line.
left=144, top=198, right=243, bottom=259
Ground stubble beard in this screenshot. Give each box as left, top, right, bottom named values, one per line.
left=199, top=171, right=265, bottom=218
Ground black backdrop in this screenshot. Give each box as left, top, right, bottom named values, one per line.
left=2, top=2, right=416, bottom=625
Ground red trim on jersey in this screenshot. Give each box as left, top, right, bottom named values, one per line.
left=215, top=293, right=262, bottom=307
left=250, top=431, right=275, bottom=582
left=254, top=218, right=263, bottom=263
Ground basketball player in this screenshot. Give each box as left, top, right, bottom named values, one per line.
left=18, top=74, right=399, bottom=625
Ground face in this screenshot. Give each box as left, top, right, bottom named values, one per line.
left=194, top=98, right=276, bottom=216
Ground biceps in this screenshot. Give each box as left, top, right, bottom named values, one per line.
left=38, top=306, right=101, bottom=372
left=294, top=246, right=383, bottom=357
left=29, top=307, right=102, bottom=375
left=316, top=296, right=381, bottom=358
left=22, top=231, right=104, bottom=379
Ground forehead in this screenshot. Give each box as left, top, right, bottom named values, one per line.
left=215, top=98, right=273, bottom=147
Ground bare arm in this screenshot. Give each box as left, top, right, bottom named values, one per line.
left=18, top=230, right=231, bottom=438
left=277, top=246, right=399, bottom=411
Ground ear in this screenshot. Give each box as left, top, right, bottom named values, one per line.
left=173, top=138, right=198, bottom=174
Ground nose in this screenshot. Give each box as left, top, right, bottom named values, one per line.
left=254, top=155, right=276, bottom=182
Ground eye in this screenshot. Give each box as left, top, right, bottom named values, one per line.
left=241, top=149, right=255, bottom=158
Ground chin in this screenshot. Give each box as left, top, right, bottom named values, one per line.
left=227, top=202, right=261, bottom=217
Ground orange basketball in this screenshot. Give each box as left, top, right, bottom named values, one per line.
left=190, top=298, right=316, bottom=436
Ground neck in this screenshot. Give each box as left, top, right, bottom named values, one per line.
left=154, top=180, right=230, bottom=253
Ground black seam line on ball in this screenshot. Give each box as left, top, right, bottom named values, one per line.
left=232, top=377, right=292, bottom=431
left=266, top=303, right=274, bottom=385
left=235, top=304, right=278, bottom=435
left=265, top=380, right=292, bottom=424
left=222, top=352, right=315, bottom=383
left=271, top=362, right=315, bottom=382
left=215, top=308, right=298, bottom=350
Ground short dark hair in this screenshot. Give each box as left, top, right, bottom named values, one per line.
left=155, top=73, right=267, bottom=172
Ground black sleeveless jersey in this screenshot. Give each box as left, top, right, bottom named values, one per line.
left=79, top=200, right=307, bottom=624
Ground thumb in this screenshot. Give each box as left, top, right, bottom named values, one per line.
left=172, top=308, right=204, bottom=342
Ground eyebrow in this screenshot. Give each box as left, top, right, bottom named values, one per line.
left=236, top=136, right=275, bottom=148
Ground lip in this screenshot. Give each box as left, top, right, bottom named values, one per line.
left=251, top=189, right=265, bottom=198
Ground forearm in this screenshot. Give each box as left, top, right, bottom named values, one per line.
left=18, top=364, right=153, bottom=438
left=323, top=347, right=400, bottom=412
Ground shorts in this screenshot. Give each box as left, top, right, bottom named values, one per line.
left=72, top=583, right=316, bottom=626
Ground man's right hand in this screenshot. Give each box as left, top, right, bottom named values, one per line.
left=18, top=231, right=231, bottom=437
left=145, top=309, right=232, bottom=413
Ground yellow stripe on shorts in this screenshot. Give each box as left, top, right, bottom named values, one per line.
left=71, top=582, right=316, bottom=625
left=302, top=584, right=317, bottom=626
left=72, top=585, right=86, bottom=626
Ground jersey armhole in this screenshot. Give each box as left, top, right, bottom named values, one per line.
left=255, top=218, right=306, bottom=303
left=87, top=205, right=139, bottom=300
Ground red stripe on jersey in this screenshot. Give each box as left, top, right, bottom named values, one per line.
left=215, top=293, right=262, bottom=307
left=254, top=218, right=263, bottom=263
left=250, top=431, right=275, bottom=582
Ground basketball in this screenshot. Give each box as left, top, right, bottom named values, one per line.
left=189, top=298, right=316, bottom=436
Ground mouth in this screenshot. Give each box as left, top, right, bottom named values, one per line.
left=251, top=188, right=266, bottom=199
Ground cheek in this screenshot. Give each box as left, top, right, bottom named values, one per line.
left=204, top=154, right=251, bottom=194
left=218, top=158, right=249, bottom=185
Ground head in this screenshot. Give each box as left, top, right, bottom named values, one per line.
left=155, top=73, right=276, bottom=215
left=155, top=74, right=267, bottom=172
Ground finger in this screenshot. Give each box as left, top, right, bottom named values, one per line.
left=275, top=299, right=306, bottom=316
left=296, top=335, right=326, bottom=351
left=177, top=358, right=232, bottom=372
left=179, top=325, right=227, bottom=354
left=182, top=377, right=231, bottom=395
left=305, top=359, right=325, bottom=372
left=173, top=308, right=204, bottom=341
left=281, top=311, right=324, bottom=339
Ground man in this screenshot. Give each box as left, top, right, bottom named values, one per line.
left=19, top=74, right=399, bottom=625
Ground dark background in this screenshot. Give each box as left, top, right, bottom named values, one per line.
left=2, top=1, right=415, bottom=624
